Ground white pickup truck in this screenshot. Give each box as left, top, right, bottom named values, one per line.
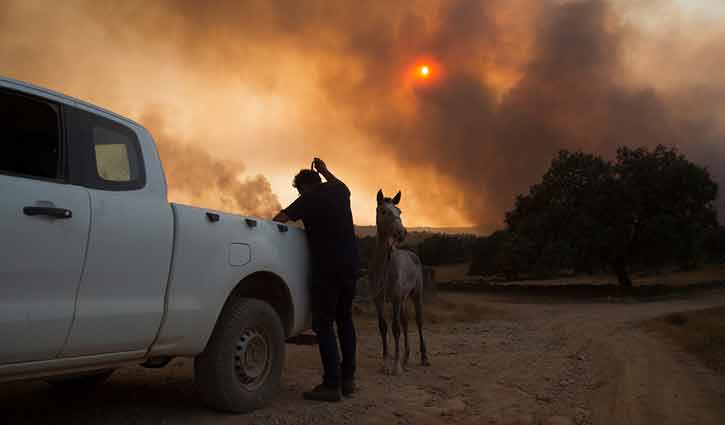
left=0, top=76, right=312, bottom=412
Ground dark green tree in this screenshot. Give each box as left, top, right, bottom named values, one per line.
left=418, top=234, right=476, bottom=266
left=703, top=226, right=725, bottom=263
left=505, top=146, right=718, bottom=286
left=607, top=146, right=718, bottom=281
left=469, top=230, right=511, bottom=276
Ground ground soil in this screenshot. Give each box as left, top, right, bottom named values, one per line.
left=643, top=306, right=725, bottom=374
left=3, top=288, right=725, bottom=425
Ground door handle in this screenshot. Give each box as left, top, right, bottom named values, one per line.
left=23, top=206, right=73, bottom=219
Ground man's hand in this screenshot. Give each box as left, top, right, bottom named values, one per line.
left=273, top=211, right=290, bottom=223
left=312, top=157, right=337, bottom=182
left=312, top=158, right=327, bottom=173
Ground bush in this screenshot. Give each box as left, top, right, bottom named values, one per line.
left=417, top=234, right=476, bottom=266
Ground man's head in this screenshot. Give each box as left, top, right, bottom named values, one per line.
left=293, top=169, right=322, bottom=195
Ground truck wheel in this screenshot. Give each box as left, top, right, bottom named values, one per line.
left=194, top=298, right=285, bottom=413
left=46, top=369, right=114, bottom=391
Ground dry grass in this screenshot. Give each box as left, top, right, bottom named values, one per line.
left=635, top=264, right=725, bottom=286
left=353, top=293, right=502, bottom=325
left=425, top=295, right=504, bottom=324
left=644, top=307, right=725, bottom=373
left=432, top=262, right=472, bottom=282
left=436, top=262, right=725, bottom=286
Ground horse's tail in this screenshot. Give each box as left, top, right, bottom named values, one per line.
left=421, top=265, right=436, bottom=302
left=406, top=251, right=435, bottom=302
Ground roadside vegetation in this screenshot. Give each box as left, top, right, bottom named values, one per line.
left=359, top=145, right=725, bottom=289
left=644, top=307, right=725, bottom=373
left=352, top=292, right=501, bottom=325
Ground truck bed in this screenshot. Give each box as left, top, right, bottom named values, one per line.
left=148, top=204, right=311, bottom=357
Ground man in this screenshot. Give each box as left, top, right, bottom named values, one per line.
left=273, top=158, right=359, bottom=402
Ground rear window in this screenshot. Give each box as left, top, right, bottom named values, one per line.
left=93, top=126, right=137, bottom=182
left=0, top=90, right=62, bottom=180
left=68, top=107, right=145, bottom=191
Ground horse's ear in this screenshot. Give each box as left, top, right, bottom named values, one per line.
left=392, top=191, right=401, bottom=205
left=377, top=189, right=384, bottom=204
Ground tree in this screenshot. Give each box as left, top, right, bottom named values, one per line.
left=469, top=230, right=511, bottom=276
left=469, top=230, right=538, bottom=280
left=607, top=146, right=718, bottom=280
left=418, top=234, right=476, bottom=266
left=505, top=146, right=718, bottom=286
left=506, top=150, right=613, bottom=279
left=703, top=226, right=725, bottom=263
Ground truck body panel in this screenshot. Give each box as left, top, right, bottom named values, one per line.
left=0, top=175, right=91, bottom=364
left=149, top=204, right=311, bottom=356
left=60, top=188, right=175, bottom=356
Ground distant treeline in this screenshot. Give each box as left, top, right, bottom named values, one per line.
left=357, top=233, right=478, bottom=268
left=468, top=225, right=725, bottom=280
left=357, top=224, right=725, bottom=281
left=358, top=146, right=723, bottom=286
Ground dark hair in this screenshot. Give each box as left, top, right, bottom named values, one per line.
left=293, top=169, right=322, bottom=188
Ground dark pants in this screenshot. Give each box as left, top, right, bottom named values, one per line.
left=310, top=272, right=357, bottom=388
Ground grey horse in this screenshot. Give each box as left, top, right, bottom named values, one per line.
left=369, top=189, right=430, bottom=375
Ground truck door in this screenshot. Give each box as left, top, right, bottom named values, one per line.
left=0, top=89, right=90, bottom=364
left=60, top=107, right=173, bottom=357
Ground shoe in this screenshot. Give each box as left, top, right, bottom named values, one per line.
left=342, top=379, right=356, bottom=397
left=303, top=384, right=341, bottom=402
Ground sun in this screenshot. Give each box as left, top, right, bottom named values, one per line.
left=418, top=65, right=431, bottom=78
left=407, top=58, right=440, bottom=86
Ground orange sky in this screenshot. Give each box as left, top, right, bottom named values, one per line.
left=1, top=0, right=724, bottom=230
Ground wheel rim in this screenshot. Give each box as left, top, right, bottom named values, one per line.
left=234, top=328, right=271, bottom=390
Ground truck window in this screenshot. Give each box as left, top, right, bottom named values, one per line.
left=0, top=90, right=61, bottom=180
left=93, top=126, right=134, bottom=182
left=68, top=107, right=145, bottom=191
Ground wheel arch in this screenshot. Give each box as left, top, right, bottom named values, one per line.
left=222, top=271, right=295, bottom=338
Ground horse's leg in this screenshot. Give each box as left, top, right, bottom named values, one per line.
left=374, top=294, right=391, bottom=374
left=401, top=299, right=410, bottom=369
left=391, top=299, right=403, bottom=375
left=414, top=286, right=431, bottom=366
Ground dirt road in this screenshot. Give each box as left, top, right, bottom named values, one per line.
left=3, top=290, right=725, bottom=425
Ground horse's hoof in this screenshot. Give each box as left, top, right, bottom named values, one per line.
left=381, top=359, right=393, bottom=375
left=393, top=364, right=404, bottom=376
left=421, top=358, right=431, bottom=367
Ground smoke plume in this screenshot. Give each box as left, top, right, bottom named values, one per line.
left=141, top=111, right=281, bottom=218
left=1, top=0, right=723, bottom=229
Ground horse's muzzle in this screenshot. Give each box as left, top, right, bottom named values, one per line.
left=394, top=227, right=407, bottom=243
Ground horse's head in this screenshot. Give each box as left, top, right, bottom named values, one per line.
left=376, top=189, right=407, bottom=247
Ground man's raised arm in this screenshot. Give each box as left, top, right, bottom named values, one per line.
left=313, top=158, right=338, bottom=183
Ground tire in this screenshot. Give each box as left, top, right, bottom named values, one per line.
left=46, top=369, right=114, bottom=391
left=194, top=298, right=286, bottom=413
